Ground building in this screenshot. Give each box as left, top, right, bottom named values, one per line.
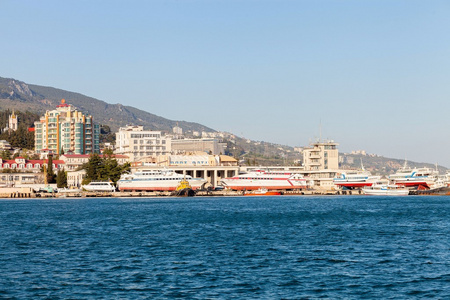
left=0, top=140, right=12, bottom=150
left=133, top=153, right=239, bottom=187
left=34, top=99, right=100, bottom=155
left=303, top=140, right=339, bottom=171
left=0, top=173, right=45, bottom=187
left=8, top=111, right=18, bottom=132
left=0, top=157, right=65, bottom=173
left=115, top=125, right=171, bottom=162
left=171, top=138, right=226, bottom=155
left=173, top=125, right=183, bottom=135
left=60, top=154, right=129, bottom=171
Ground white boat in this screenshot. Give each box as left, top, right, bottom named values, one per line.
left=334, top=160, right=381, bottom=189
left=57, top=187, right=82, bottom=193
left=333, top=171, right=381, bottom=189
left=221, top=169, right=309, bottom=191
left=363, top=183, right=409, bottom=196
left=117, top=169, right=207, bottom=192
left=388, top=161, right=438, bottom=189
left=82, top=181, right=116, bottom=192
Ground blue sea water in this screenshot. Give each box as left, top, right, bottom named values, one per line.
left=0, top=196, right=449, bottom=299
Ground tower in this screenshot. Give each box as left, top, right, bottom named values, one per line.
left=8, top=110, right=18, bottom=132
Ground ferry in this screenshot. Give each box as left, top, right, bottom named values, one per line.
left=333, top=160, right=380, bottom=189
left=117, top=169, right=207, bottom=192
left=388, top=161, right=438, bottom=189
left=220, top=169, right=309, bottom=191
left=82, top=181, right=116, bottom=192
left=333, top=170, right=381, bottom=189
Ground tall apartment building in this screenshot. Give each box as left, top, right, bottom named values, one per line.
left=303, top=140, right=339, bottom=171
left=34, top=99, right=100, bottom=155
left=115, top=125, right=171, bottom=162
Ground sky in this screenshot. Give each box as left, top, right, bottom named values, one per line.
left=2, top=0, right=450, bottom=166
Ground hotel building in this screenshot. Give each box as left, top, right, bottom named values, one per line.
left=115, top=125, right=172, bottom=162
left=34, top=99, right=100, bottom=155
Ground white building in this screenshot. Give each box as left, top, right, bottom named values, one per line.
left=8, top=111, right=18, bottom=132
left=173, top=125, right=183, bottom=135
left=115, top=125, right=172, bottom=162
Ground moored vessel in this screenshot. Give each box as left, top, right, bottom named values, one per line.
left=117, top=169, right=207, bottom=192
left=388, top=161, right=438, bottom=189
left=243, top=188, right=282, bottom=196
left=221, top=169, right=309, bottom=191
left=362, top=182, right=409, bottom=196
left=82, top=181, right=116, bottom=192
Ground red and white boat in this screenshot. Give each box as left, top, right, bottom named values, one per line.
left=388, top=162, right=438, bottom=189
left=221, top=169, right=309, bottom=191
left=243, top=188, right=282, bottom=196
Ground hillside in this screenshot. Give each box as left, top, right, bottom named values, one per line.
left=0, top=76, right=446, bottom=174
left=0, top=77, right=213, bottom=133
left=340, top=154, right=447, bottom=176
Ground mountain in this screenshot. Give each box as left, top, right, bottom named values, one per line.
left=0, top=76, right=213, bottom=133
left=0, top=76, right=447, bottom=173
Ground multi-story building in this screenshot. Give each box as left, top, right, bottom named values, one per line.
left=60, top=154, right=129, bottom=171
left=34, top=99, right=100, bottom=155
left=171, top=138, right=226, bottom=155
left=303, top=140, right=339, bottom=171
left=115, top=125, right=171, bottom=162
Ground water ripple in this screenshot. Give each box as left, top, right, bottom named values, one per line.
left=0, top=196, right=449, bottom=299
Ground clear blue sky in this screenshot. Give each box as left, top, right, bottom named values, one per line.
left=2, top=0, right=450, bottom=166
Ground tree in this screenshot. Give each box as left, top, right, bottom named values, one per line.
left=1, top=150, right=11, bottom=160
left=46, top=155, right=56, bottom=184
left=82, top=153, right=102, bottom=184
left=56, top=170, right=68, bottom=188
left=82, top=152, right=130, bottom=185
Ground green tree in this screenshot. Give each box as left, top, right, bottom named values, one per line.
left=1, top=150, right=11, bottom=160
left=82, top=153, right=102, bottom=184
left=56, top=170, right=68, bottom=188
left=46, top=155, right=56, bottom=184
left=82, top=153, right=130, bottom=185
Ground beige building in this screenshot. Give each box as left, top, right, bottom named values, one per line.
left=303, top=140, right=339, bottom=171
left=34, top=99, right=100, bottom=155
left=171, top=138, right=226, bottom=155
left=60, top=154, right=129, bottom=171
left=115, top=125, right=171, bottom=162
left=133, top=153, right=239, bottom=187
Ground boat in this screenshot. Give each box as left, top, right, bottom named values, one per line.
left=171, top=178, right=195, bottom=197
left=243, top=188, right=282, bottom=196
left=82, top=181, right=116, bottom=192
left=362, top=183, right=409, bottom=196
left=221, top=169, right=309, bottom=191
left=333, top=160, right=381, bottom=189
left=333, top=171, right=381, bottom=189
left=57, top=187, right=82, bottom=193
left=388, top=161, right=438, bottom=189
left=117, top=169, right=207, bottom=192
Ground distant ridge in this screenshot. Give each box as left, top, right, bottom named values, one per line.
left=0, top=76, right=214, bottom=133
left=0, top=76, right=446, bottom=171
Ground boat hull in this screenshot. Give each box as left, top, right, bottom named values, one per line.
left=363, top=188, right=409, bottom=196
left=117, top=179, right=206, bottom=192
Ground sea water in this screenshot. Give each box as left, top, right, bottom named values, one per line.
left=0, top=196, right=449, bottom=299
